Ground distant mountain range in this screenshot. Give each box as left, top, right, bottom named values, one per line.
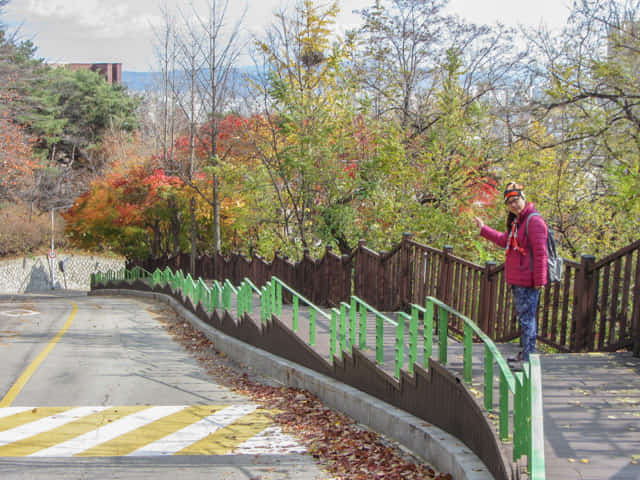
left=121, top=71, right=157, bottom=92
left=122, top=66, right=259, bottom=93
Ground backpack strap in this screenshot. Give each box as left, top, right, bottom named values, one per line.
left=525, top=212, right=541, bottom=271
left=525, top=212, right=541, bottom=239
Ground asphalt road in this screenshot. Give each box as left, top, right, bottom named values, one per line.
left=0, top=292, right=328, bottom=480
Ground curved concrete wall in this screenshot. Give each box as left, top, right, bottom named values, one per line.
left=0, top=253, right=125, bottom=293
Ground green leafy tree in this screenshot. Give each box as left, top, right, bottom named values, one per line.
left=247, top=0, right=368, bottom=256
left=522, top=0, right=640, bottom=257
left=20, top=67, right=139, bottom=165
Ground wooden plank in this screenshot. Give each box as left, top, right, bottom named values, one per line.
left=451, top=261, right=459, bottom=313
left=471, top=269, right=480, bottom=325
left=549, top=280, right=561, bottom=346
left=587, top=268, right=600, bottom=351
left=594, top=237, right=640, bottom=268
left=559, top=265, right=572, bottom=348
left=414, top=247, right=424, bottom=305
left=494, top=271, right=505, bottom=339
left=608, top=257, right=622, bottom=347
left=456, top=263, right=464, bottom=317
left=417, top=250, right=427, bottom=304
left=631, top=250, right=640, bottom=349
left=598, top=265, right=610, bottom=351
left=619, top=252, right=633, bottom=345
left=464, top=267, right=473, bottom=320
left=429, top=252, right=439, bottom=299
left=540, top=283, right=550, bottom=340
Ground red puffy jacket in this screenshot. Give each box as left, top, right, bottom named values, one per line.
left=480, top=202, right=548, bottom=287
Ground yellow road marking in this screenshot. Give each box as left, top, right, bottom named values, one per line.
left=0, top=407, right=72, bottom=432
left=0, top=406, right=302, bottom=457
left=0, top=406, right=147, bottom=457
left=76, top=405, right=228, bottom=457
left=0, top=302, right=78, bottom=407
left=177, top=410, right=274, bottom=455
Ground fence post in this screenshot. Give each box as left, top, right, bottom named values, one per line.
left=379, top=250, right=387, bottom=311
left=325, top=245, right=333, bottom=306
left=340, top=254, right=349, bottom=304
left=354, top=239, right=366, bottom=300
left=634, top=253, right=640, bottom=356
left=400, top=232, right=413, bottom=310
left=231, top=251, right=238, bottom=285
left=478, top=261, right=496, bottom=334
left=437, top=245, right=454, bottom=305
left=572, top=255, right=597, bottom=352
left=302, top=248, right=312, bottom=301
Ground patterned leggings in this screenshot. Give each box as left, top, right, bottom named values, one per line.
left=511, top=286, right=541, bottom=362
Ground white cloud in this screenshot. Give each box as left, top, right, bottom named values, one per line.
left=4, top=0, right=572, bottom=72
left=445, top=0, right=570, bottom=31
left=18, top=0, right=156, bottom=39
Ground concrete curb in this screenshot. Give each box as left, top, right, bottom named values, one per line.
left=93, top=289, right=494, bottom=480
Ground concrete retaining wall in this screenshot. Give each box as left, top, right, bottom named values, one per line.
left=0, top=253, right=125, bottom=293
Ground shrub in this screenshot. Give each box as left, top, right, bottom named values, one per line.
left=0, top=203, right=68, bottom=257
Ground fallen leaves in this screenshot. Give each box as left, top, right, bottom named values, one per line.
left=236, top=382, right=448, bottom=480
left=155, top=305, right=451, bottom=480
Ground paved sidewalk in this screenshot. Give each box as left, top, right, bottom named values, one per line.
left=538, top=352, right=640, bottom=480
left=245, top=299, right=640, bottom=480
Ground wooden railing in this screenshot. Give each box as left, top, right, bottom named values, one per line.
left=131, top=235, right=640, bottom=354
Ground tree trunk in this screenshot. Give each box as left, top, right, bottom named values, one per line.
left=212, top=171, right=221, bottom=252
left=190, top=197, right=197, bottom=276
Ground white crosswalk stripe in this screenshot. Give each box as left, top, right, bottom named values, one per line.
left=127, top=404, right=257, bottom=456
left=0, top=405, right=306, bottom=457
left=0, top=407, right=33, bottom=420
left=0, top=406, right=108, bottom=447
left=31, top=406, right=187, bottom=457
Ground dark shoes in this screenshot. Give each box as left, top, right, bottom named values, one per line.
left=507, top=350, right=523, bottom=362
left=507, top=350, right=524, bottom=371
left=509, top=360, right=524, bottom=371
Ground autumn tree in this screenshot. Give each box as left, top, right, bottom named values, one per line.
left=0, top=104, right=38, bottom=202
left=172, top=114, right=258, bottom=254
left=191, top=0, right=245, bottom=254
left=0, top=1, right=47, bottom=211
left=515, top=0, right=640, bottom=257
left=354, top=0, right=524, bottom=135
left=354, top=0, right=448, bottom=129
left=150, top=3, right=180, bottom=174
left=245, top=0, right=377, bottom=256
left=149, top=0, right=245, bottom=269
left=64, top=164, right=187, bottom=259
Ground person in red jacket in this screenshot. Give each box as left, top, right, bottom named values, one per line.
left=474, top=182, right=548, bottom=369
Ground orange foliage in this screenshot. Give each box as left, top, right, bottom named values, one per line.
left=0, top=109, right=39, bottom=196
left=64, top=164, right=184, bottom=242
left=174, top=114, right=255, bottom=165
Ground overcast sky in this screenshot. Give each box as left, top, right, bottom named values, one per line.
left=4, top=0, right=571, bottom=72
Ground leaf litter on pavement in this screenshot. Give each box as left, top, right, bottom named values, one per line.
left=152, top=305, right=452, bottom=480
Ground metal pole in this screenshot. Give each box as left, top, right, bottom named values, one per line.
left=51, top=208, right=54, bottom=253
left=50, top=209, right=54, bottom=289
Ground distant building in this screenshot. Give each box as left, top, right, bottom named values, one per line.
left=51, top=62, right=122, bottom=84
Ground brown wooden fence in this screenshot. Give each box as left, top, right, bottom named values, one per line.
left=132, top=234, right=640, bottom=354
